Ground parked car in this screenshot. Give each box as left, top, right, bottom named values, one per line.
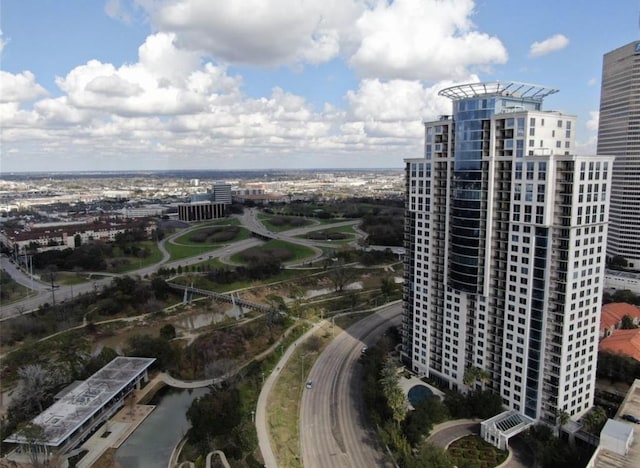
left=622, top=414, right=640, bottom=424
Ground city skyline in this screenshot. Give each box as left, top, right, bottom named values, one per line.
left=2, top=0, right=640, bottom=172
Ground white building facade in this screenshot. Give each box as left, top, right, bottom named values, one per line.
left=402, top=82, right=613, bottom=425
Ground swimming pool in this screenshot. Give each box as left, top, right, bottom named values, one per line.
left=407, top=384, right=434, bottom=406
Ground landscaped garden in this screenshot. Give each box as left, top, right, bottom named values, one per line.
left=447, top=435, right=508, bottom=468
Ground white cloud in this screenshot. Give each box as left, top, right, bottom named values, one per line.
left=149, top=0, right=360, bottom=66
left=0, top=71, right=48, bottom=103
left=104, top=0, right=133, bottom=24
left=586, top=111, right=599, bottom=131
left=576, top=136, right=597, bottom=156
left=3, top=1, right=514, bottom=170
left=54, top=33, right=239, bottom=116
left=529, top=34, right=569, bottom=58
left=0, top=29, right=7, bottom=55
left=350, top=0, right=507, bottom=80
left=346, top=79, right=455, bottom=125
left=145, top=0, right=506, bottom=81
left=587, top=77, right=597, bottom=87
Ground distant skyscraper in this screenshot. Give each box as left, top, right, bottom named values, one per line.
left=597, top=41, right=640, bottom=269
left=403, top=82, right=613, bottom=428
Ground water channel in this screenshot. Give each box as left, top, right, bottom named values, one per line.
left=115, top=386, right=208, bottom=468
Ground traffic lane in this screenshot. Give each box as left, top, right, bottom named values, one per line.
left=301, top=306, right=400, bottom=468
left=0, top=254, right=48, bottom=291
left=427, top=422, right=479, bottom=448
left=340, top=311, right=401, bottom=468
left=304, top=309, right=398, bottom=467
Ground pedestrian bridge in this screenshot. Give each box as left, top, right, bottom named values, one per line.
left=166, top=282, right=277, bottom=314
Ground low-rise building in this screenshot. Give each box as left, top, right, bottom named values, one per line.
left=3, top=357, right=155, bottom=462
left=600, top=303, right=640, bottom=339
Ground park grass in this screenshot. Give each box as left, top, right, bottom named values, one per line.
left=230, top=239, right=316, bottom=265
left=166, top=226, right=250, bottom=261
left=257, top=214, right=315, bottom=233
left=268, top=321, right=336, bottom=468
left=295, top=224, right=357, bottom=244
left=109, top=241, right=164, bottom=273
left=55, top=271, right=91, bottom=285
left=172, top=267, right=306, bottom=293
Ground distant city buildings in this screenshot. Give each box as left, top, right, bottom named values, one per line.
left=403, top=82, right=613, bottom=437
left=177, top=182, right=232, bottom=222
left=597, top=41, right=640, bottom=270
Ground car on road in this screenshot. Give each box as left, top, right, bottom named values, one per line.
left=361, top=346, right=367, bottom=354
left=622, top=414, right=640, bottom=423
left=306, top=381, right=313, bottom=389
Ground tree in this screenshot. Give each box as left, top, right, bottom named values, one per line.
left=581, top=406, right=608, bottom=434
left=74, top=234, right=82, bottom=248
left=160, top=323, right=176, bottom=340
left=380, top=276, right=397, bottom=299
left=187, top=386, right=242, bottom=452
left=17, top=422, right=47, bottom=468
left=556, top=409, right=570, bottom=434
left=463, top=366, right=490, bottom=389
left=379, top=357, right=408, bottom=427
left=126, top=334, right=177, bottom=369
left=327, top=258, right=355, bottom=292
left=621, top=314, right=637, bottom=329
left=413, top=443, right=454, bottom=468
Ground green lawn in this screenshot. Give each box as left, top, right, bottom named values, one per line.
left=109, top=241, right=164, bottom=273
left=296, top=224, right=357, bottom=244
left=55, top=271, right=91, bottom=285
left=230, top=239, right=316, bottom=265
left=166, top=226, right=250, bottom=261
left=258, top=214, right=315, bottom=232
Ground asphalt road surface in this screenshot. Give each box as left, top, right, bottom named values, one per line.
left=300, top=304, right=401, bottom=468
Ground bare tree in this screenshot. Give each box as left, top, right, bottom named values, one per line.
left=204, top=358, right=236, bottom=380
left=327, top=259, right=355, bottom=292
left=17, top=422, right=47, bottom=467
left=17, top=365, right=50, bottom=413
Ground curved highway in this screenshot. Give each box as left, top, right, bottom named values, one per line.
left=300, top=304, right=401, bottom=468
left=0, top=211, right=364, bottom=319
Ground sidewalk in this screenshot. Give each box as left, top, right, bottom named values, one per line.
left=255, top=320, right=327, bottom=468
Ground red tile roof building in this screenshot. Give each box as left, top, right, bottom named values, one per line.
left=599, top=303, right=640, bottom=339
left=599, top=329, right=640, bottom=361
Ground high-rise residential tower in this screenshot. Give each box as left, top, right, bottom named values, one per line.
left=402, top=82, right=613, bottom=426
left=597, top=41, right=640, bottom=269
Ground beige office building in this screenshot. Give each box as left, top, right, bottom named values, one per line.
left=597, top=41, right=640, bottom=269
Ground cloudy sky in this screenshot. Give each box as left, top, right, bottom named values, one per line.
left=1, top=0, right=639, bottom=172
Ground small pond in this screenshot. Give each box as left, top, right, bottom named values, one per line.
left=115, top=386, right=208, bottom=468
left=408, top=384, right=434, bottom=406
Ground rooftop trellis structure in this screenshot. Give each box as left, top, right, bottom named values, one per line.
left=4, top=357, right=155, bottom=452
left=438, top=81, right=559, bottom=101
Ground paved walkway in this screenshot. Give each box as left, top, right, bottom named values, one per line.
left=256, top=320, right=327, bottom=468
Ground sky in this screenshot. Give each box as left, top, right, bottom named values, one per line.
left=1, top=0, right=640, bottom=173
